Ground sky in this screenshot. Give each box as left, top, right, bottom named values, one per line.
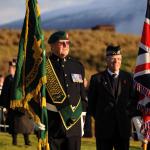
left=0, top=0, right=147, bottom=34
left=0, top=0, right=93, bottom=25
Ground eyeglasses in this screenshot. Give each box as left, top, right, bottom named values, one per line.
left=110, top=57, right=122, bottom=61
left=57, top=40, right=70, bottom=47
left=107, top=56, right=122, bottom=62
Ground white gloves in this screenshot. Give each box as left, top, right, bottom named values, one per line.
left=34, top=122, right=45, bottom=131
left=3, top=108, right=7, bottom=112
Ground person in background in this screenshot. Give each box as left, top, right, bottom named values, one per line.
left=1, top=59, right=31, bottom=146
left=0, top=74, right=5, bottom=130
left=46, top=31, right=87, bottom=150
left=88, top=45, right=137, bottom=150
left=83, top=78, right=92, bottom=138
left=0, top=74, right=4, bottom=96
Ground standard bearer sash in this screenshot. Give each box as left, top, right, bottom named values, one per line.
left=46, top=58, right=82, bottom=130
left=46, top=59, right=67, bottom=104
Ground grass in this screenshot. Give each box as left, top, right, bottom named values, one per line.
left=0, top=132, right=142, bottom=150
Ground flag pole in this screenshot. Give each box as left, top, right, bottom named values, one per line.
left=143, top=144, right=147, bottom=150
left=22, top=0, right=29, bottom=99
left=143, top=139, right=148, bottom=150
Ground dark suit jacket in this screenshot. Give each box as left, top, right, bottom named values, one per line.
left=88, top=69, right=136, bottom=139
left=46, top=54, right=87, bottom=138
left=0, top=75, right=13, bottom=109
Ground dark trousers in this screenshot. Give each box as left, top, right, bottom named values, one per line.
left=83, top=113, right=92, bottom=137
left=96, top=137, right=129, bottom=150
left=12, top=133, right=30, bottom=145
left=49, top=136, right=81, bottom=150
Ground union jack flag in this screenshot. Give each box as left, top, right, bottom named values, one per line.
left=134, top=0, right=150, bottom=141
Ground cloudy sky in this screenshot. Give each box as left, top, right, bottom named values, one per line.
left=0, top=0, right=93, bottom=25
left=0, top=0, right=147, bottom=34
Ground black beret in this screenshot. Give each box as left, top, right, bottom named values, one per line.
left=12, top=58, right=17, bottom=63
left=9, top=60, right=16, bottom=67
left=106, top=45, right=121, bottom=56
left=48, top=31, right=69, bottom=44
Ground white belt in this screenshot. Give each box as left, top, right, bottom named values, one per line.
left=81, top=112, right=87, bottom=136
left=46, top=103, right=58, bottom=112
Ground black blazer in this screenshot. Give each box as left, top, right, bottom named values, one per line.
left=88, top=69, right=136, bottom=138
left=0, top=74, right=14, bottom=108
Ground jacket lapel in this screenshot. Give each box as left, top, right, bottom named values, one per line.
left=116, top=71, right=122, bottom=98
left=101, top=70, right=114, bottom=97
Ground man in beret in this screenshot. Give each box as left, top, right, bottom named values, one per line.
left=0, top=74, right=4, bottom=129
left=46, top=31, right=87, bottom=150
left=1, top=60, right=31, bottom=146
left=88, top=45, right=136, bottom=150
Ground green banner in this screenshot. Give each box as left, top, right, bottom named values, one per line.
left=10, top=0, right=49, bottom=149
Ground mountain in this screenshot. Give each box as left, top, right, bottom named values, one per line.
left=0, top=0, right=147, bottom=34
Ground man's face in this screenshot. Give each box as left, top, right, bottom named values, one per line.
left=0, top=76, right=4, bottom=85
left=51, top=40, right=70, bottom=58
left=9, top=66, right=16, bottom=76
left=106, top=54, right=122, bottom=72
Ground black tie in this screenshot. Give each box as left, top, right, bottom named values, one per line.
left=111, top=74, right=118, bottom=97
left=112, top=73, right=117, bottom=78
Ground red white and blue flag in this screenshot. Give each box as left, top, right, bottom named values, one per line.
left=134, top=0, right=150, bottom=140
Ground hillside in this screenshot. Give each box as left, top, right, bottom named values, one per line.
left=0, top=29, right=140, bottom=80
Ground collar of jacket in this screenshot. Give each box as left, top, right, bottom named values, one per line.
left=49, top=53, right=71, bottom=62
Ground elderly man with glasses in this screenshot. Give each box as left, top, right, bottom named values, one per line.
left=88, top=45, right=137, bottom=150
left=46, top=31, right=87, bottom=150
